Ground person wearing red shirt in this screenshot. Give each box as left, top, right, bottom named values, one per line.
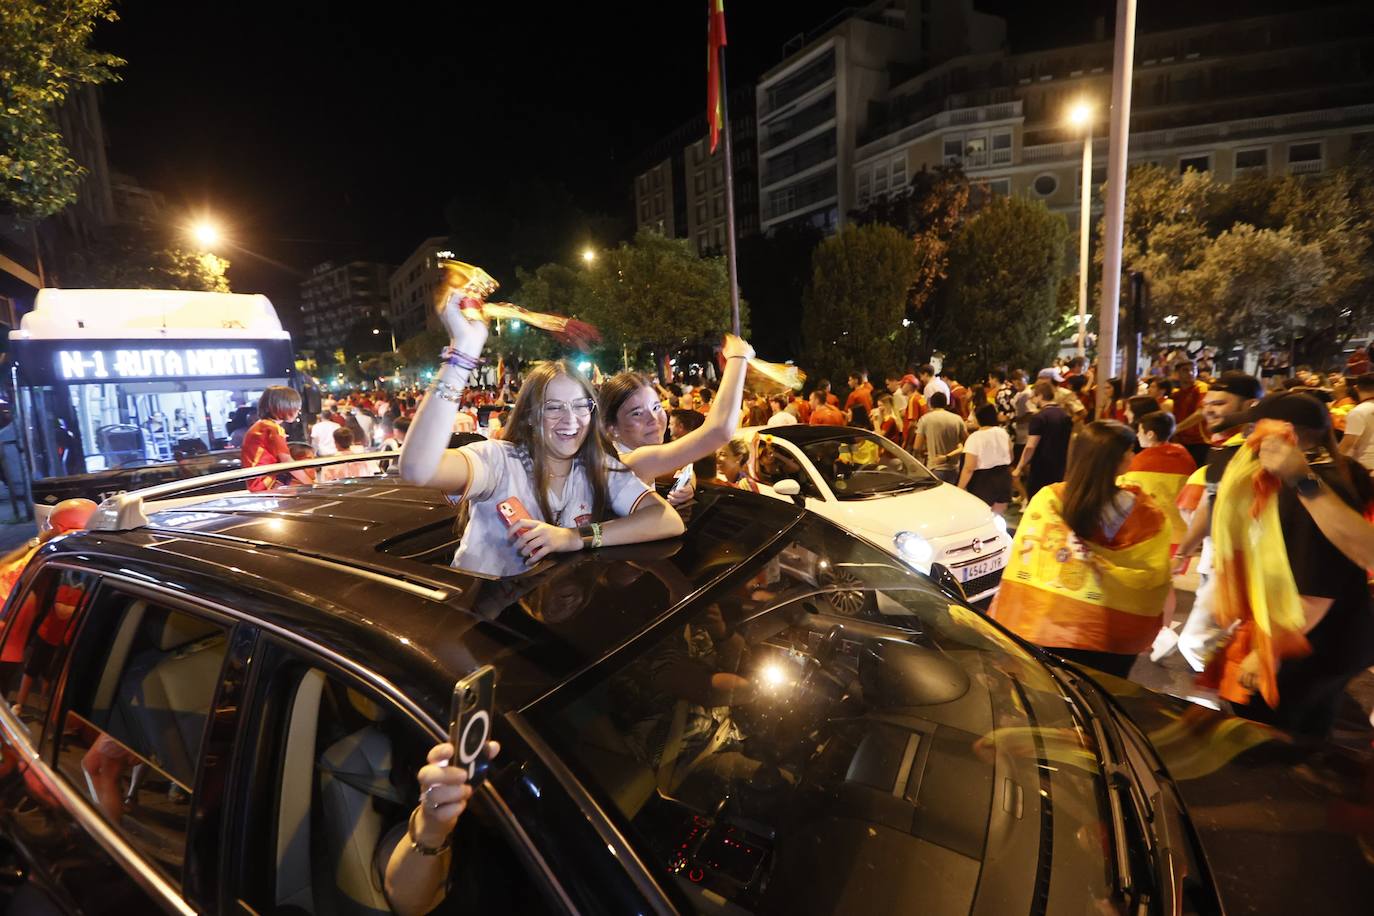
left=815, top=379, right=841, bottom=408
left=793, top=394, right=812, bottom=423
left=1169, top=359, right=1209, bottom=466
left=241, top=386, right=316, bottom=492
left=844, top=370, right=874, bottom=414
left=808, top=391, right=846, bottom=426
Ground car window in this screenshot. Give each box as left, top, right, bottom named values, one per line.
left=53, top=590, right=231, bottom=885
left=795, top=430, right=936, bottom=500
left=0, top=565, right=98, bottom=731
left=235, top=643, right=554, bottom=916
left=752, top=437, right=822, bottom=498
left=526, top=516, right=1114, bottom=914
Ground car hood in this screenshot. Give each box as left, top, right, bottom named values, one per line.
left=1097, top=676, right=1374, bottom=912
left=818, top=483, right=997, bottom=543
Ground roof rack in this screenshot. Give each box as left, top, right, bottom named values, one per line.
left=88, top=450, right=402, bottom=532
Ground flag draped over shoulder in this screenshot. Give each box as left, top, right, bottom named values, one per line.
left=707, top=0, right=728, bottom=153
left=1121, top=443, right=1197, bottom=548
left=1205, top=419, right=1310, bottom=708
left=990, top=483, right=1172, bottom=655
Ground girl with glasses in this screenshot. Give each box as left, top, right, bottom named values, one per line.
left=399, top=301, right=683, bottom=577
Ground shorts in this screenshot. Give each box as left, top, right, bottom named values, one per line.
left=968, top=465, right=1012, bottom=506
left=22, top=639, right=62, bottom=680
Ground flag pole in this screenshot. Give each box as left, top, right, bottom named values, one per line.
left=714, top=26, right=741, bottom=336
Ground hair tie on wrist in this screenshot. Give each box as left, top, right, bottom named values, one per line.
left=440, top=346, right=482, bottom=372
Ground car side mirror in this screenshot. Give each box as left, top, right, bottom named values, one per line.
left=930, top=562, right=968, bottom=603
left=773, top=478, right=806, bottom=508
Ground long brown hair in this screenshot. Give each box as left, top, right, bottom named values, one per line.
left=501, top=360, right=621, bottom=523
left=1060, top=420, right=1136, bottom=540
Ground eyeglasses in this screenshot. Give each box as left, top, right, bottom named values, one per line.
left=543, top=398, right=596, bottom=420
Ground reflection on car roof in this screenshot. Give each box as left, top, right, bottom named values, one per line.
left=751, top=424, right=880, bottom=445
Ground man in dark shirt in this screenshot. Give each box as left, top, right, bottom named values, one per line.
left=1013, top=380, right=1072, bottom=499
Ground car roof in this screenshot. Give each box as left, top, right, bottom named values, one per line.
left=45, top=479, right=804, bottom=723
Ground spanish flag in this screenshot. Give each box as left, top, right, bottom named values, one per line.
left=707, top=0, right=728, bottom=153
left=990, top=483, right=1172, bottom=655
left=1205, top=420, right=1310, bottom=709
left=1122, top=443, right=1196, bottom=549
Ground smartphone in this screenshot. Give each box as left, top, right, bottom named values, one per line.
left=449, top=665, right=496, bottom=786
left=672, top=464, right=694, bottom=492
left=496, top=496, right=533, bottom=528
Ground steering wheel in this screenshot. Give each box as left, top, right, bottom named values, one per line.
left=799, top=625, right=844, bottom=691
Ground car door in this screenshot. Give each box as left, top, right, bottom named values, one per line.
left=752, top=436, right=829, bottom=507
left=0, top=564, right=248, bottom=915
left=222, top=635, right=571, bottom=916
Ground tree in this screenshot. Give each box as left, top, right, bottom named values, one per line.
left=60, top=223, right=230, bottom=291
left=801, top=223, right=916, bottom=383
left=1, top=0, right=124, bottom=219
left=931, top=195, right=1069, bottom=378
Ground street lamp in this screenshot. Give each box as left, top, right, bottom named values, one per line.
left=581, top=247, right=596, bottom=265
left=372, top=326, right=397, bottom=351
left=1068, top=101, right=1095, bottom=358
left=190, top=219, right=221, bottom=249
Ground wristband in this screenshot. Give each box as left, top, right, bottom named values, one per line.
left=431, top=380, right=466, bottom=404
left=1290, top=473, right=1321, bottom=498
left=440, top=346, right=482, bottom=372
left=577, top=522, right=603, bottom=549
left=407, top=807, right=452, bottom=856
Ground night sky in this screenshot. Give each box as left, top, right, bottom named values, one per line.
left=92, top=0, right=1324, bottom=329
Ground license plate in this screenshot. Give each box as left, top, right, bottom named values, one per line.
left=958, top=556, right=1003, bottom=582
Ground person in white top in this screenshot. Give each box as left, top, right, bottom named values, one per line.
left=958, top=403, right=1013, bottom=514
left=310, top=414, right=341, bottom=456
left=918, top=364, right=950, bottom=404
left=398, top=300, right=683, bottom=579
left=765, top=395, right=798, bottom=426
left=1338, top=373, right=1374, bottom=472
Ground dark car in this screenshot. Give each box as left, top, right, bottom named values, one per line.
left=0, top=464, right=1370, bottom=915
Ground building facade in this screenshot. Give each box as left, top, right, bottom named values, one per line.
left=390, top=236, right=454, bottom=342
left=631, top=85, right=759, bottom=256
left=298, top=260, right=393, bottom=354
left=853, top=3, right=1374, bottom=224
left=756, top=0, right=1005, bottom=235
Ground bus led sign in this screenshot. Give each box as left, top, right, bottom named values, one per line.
left=56, top=347, right=265, bottom=381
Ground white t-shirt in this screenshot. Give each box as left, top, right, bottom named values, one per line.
left=448, top=440, right=653, bottom=578
left=890, top=388, right=908, bottom=418
left=766, top=411, right=798, bottom=427
left=1344, top=400, right=1374, bottom=471
left=964, top=427, right=1012, bottom=470
left=310, top=419, right=340, bottom=456
left=923, top=377, right=951, bottom=404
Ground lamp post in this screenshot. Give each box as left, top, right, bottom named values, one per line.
left=1068, top=101, right=1095, bottom=358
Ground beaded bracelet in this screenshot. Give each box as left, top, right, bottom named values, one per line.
left=440, top=346, right=482, bottom=372
left=431, top=380, right=465, bottom=404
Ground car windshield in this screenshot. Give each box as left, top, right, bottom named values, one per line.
left=526, top=515, right=1118, bottom=915
left=796, top=430, right=936, bottom=499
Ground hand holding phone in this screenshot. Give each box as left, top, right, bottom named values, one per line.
left=449, top=665, right=496, bottom=787
left=496, top=496, right=533, bottom=529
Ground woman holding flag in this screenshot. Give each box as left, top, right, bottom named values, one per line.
left=990, top=420, right=1173, bottom=679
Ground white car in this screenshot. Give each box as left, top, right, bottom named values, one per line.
left=740, top=425, right=1009, bottom=601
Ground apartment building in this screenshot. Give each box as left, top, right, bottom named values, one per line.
left=298, top=260, right=392, bottom=354
left=390, top=236, right=453, bottom=342
left=756, top=0, right=1005, bottom=234
left=851, top=4, right=1374, bottom=216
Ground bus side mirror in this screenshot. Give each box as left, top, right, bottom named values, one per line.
left=773, top=478, right=805, bottom=508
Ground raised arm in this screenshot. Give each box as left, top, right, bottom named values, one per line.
left=398, top=301, right=488, bottom=490
left=622, top=334, right=754, bottom=480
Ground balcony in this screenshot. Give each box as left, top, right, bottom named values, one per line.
left=1287, top=159, right=1323, bottom=175
left=761, top=48, right=836, bottom=120
left=762, top=93, right=836, bottom=154
left=856, top=100, right=1022, bottom=163
left=762, top=132, right=837, bottom=187
left=764, top=171, right=838, bottom=223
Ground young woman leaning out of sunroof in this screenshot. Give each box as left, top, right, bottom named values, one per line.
left=398, top=298, right=683, bottom=578
left=598, top=332, right=754, bottom=501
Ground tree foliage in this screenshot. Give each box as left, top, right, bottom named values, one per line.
left=931, top=195, right=1069, bottom=378
left=801, top=223, right=916, bottom=382
left=1, top=0, right=124, bottom=219
left=60, top=223, right=230, bottom=291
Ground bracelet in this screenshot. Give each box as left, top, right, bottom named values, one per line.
left=407, top=807, right=452, bottom=856
left=591, top=521, right=603, bottom=548
left=726, top=355, right=749, bottom=361
left=577, top=522, right=604, bottom=549
left=440, top=346, right=482, bottom=371
left=431, top=380, right=466, bottom=404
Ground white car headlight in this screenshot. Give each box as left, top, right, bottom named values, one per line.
left=993, top=514, right=1008, bottom=537
left=894, top=531, right=934, bottom=572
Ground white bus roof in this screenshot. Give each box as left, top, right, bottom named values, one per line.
left=10, top=288, right=289, bottom=341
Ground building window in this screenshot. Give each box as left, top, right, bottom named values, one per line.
left=696, top=202, right=707, bottom=223
left=695, top=173, right=706, bottom=194
left=713, top=165, right=724, bottom=185
left=1032, top=174, right=1058, bottom=196
left=986, top=178, right=1011, bottom=197
left=697, top=231, right=708, bottom=251
left=857, top=169, right=871, bottom=205
left=890, top=156, right=906, bottom=192
left=714, top=193, right=725, bottom=217
left=991, top=130, right=1013, bottom=164
left=1234, top=148, right=1267, bottom=174
left=1179, top=154, right=1210, bottom=174
left=693, top=145, right=703, bottom=165
left=640, top=202, right=650, bottom=221
left=873, top=163, right=888, bottom=195
left=1287, top=141, right=1323, bottom=175
left=637, top=175, right=648, bottom=192
left=943, top=137, right=962, bottom=164
left=652, top=169, right=663, bottom=189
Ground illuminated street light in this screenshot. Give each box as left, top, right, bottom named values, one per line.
left=1068, top=100, right=1096, bottom=359
left=190, top=219, right=221, bottom=249
left=1163, top=314, right=1179, bottom=325
left=581, top=247, right=596, bottom=265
